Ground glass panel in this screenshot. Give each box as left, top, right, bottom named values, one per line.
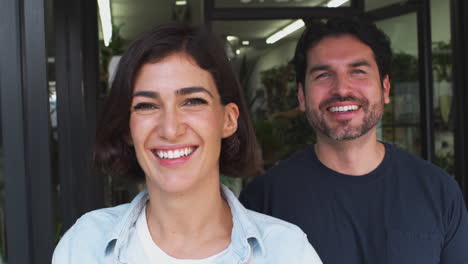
left=431, top=0, right=454, bottom=175
left=45, top=0, right=62, bottom=244
left=213, top=20, right=314, bottom=172
left=376, top=13, right=421, bottom=155
left=365, top=0, right=402, bottom=11
left=215, top=0, right=351, bottom=8
left=0, top=104, right=6, bottom=263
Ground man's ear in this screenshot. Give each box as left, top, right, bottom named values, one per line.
left=222, top=103, right=239, bottom=138
left=382, top=75, right=391, bottom=104
left=297, top=83, right=306, bottom=112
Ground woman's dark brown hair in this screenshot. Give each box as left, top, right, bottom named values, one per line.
left=94, top=22, right=262, bottom=179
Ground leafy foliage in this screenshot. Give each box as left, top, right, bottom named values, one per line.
left=247, top=63, right=315, bottom=169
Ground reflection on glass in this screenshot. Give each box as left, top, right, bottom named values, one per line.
left=215, top=0, right=350, bottom=8
left=377, top=13, right=421, bottom=156
left=213, top=19, right=314, bottom=172
left=431, top=0, right=454, bottom=175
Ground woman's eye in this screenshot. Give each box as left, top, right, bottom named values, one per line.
left=184, top=98, right=208, bottom=106
left=132, top=102, right=158, bottom=112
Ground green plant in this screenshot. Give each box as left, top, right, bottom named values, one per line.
left=248, top=63, right=315, bottom=169
left=432, top=41, right=451, bottom=81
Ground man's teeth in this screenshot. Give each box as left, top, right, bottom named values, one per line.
left=156, top=147, right=194, bottom=159
left=329, top=105, right=359, bottom=113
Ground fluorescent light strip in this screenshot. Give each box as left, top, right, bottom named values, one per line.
left=175, top=0, right=187, bottom=5
left=266, top=19, right=305, bottom=44
left=226, top=35, right=237, bottom=41
left=98, top=0, right=112, bottom=47
left=327, top=0, right=349, bottom=7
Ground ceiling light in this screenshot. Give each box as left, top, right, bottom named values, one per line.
left=175, top=0, right=187, bottom=5
left=242, top=40, right=250, bottom=45
left=236, top=49, right=241, bottom=55
left=98, top=0, right=112, bottom=47
left=327, top=0, right=349, bottom=7
left=226, top=35, right=237, bottom=42
left=266, top=19, right=305, bottom=44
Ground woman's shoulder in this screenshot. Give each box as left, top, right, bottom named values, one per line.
left=245, top=209, right=322, bottom=263
left=69, top=203, right=130, bottom=236
left=245, top=208, right=305, bottom=238
left=52, top=203, right=131, bottom=263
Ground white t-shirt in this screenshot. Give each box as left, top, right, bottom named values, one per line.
left=135, top=206, right=230, bottom=264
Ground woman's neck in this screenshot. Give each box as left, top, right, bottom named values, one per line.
left=145, top=179, right=233, bottom=259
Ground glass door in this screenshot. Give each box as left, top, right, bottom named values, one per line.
left=375, top=13, right=422, bottom=156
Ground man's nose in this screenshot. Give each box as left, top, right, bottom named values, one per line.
left=331, top=73, right=352, bottom=95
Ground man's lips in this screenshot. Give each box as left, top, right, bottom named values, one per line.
left=319, top=95, right=369, bottom=113
left=327, top=104, right=360, bottom=113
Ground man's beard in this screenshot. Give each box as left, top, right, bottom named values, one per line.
left=305, top=94, right=384, bottom=141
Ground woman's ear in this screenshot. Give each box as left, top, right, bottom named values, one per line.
left=222, top=103, right=239, bottom=138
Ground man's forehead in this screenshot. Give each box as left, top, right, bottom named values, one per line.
left=306, top=34, right=377, bottom=67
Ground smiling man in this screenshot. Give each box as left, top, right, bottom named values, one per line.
left=240, top=17, right=468, bottom=264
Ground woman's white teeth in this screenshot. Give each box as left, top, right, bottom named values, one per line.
left=329, top=105, right=359, bottom=113
left=156, top=147, right=194, bottom=159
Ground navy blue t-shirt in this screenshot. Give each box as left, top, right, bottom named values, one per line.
left=240, top=143, right=468, bottom=264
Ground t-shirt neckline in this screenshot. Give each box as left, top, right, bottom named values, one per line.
left=309, top=142, right=392, bottom=184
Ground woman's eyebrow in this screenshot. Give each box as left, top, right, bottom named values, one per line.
left=176, top=86, right=213, bottom=98
left=132, top=91, right=159, bottom=98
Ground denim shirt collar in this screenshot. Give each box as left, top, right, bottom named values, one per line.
left=103, top=185, right=266, bottom=263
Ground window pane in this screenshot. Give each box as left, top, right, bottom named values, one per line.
left=213, top=20, right=314, bottom=172
left=0, top=100, right=6, bottom=262
left=215, top=0, right=351, bottom=8
left=365, top=0, right=402, bottom=11
left=377, top=13, right=421, bottom=155
left=431, top=0, right=454, bottom=175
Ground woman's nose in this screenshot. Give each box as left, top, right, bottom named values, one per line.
left=157, top=109, right=185, bottom=141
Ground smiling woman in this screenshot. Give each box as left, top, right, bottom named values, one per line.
left=51, top=22, right=323, bottom=263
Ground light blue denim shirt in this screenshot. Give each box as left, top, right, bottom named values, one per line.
left=53, top=185, right=322, bottom=263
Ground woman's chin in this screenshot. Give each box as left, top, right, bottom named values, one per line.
left=148, top=177, right=199, bottom=195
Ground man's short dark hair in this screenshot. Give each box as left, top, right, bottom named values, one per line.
left=94, top=22, right=262, bottom=180
left=293, top=17, right=393, bottom=86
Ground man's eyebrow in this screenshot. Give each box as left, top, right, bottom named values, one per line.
left=308, top=64, right=330, bottom=74
left=132, top=91, right=159, bottom=98
left=176, top=86, right=213, bottom=98
left=349, top=60, right=372, bottom=68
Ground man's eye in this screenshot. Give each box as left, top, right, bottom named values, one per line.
left=184, top=98, right=208, bottom=106
left=352, top=69, right=366, bottom=74
left=315, top=72, right=330, bottom=80
left=132, top=103, right=158, bottom=112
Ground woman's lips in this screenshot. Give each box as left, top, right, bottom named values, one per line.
left=151, top=146, right=198, bottom=168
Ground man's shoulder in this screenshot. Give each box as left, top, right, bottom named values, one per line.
left=388, top=143, right=451, bottom=178
left=386, top=143, right=460, bottom=194
left=260, top=147, right=315, bottom=181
